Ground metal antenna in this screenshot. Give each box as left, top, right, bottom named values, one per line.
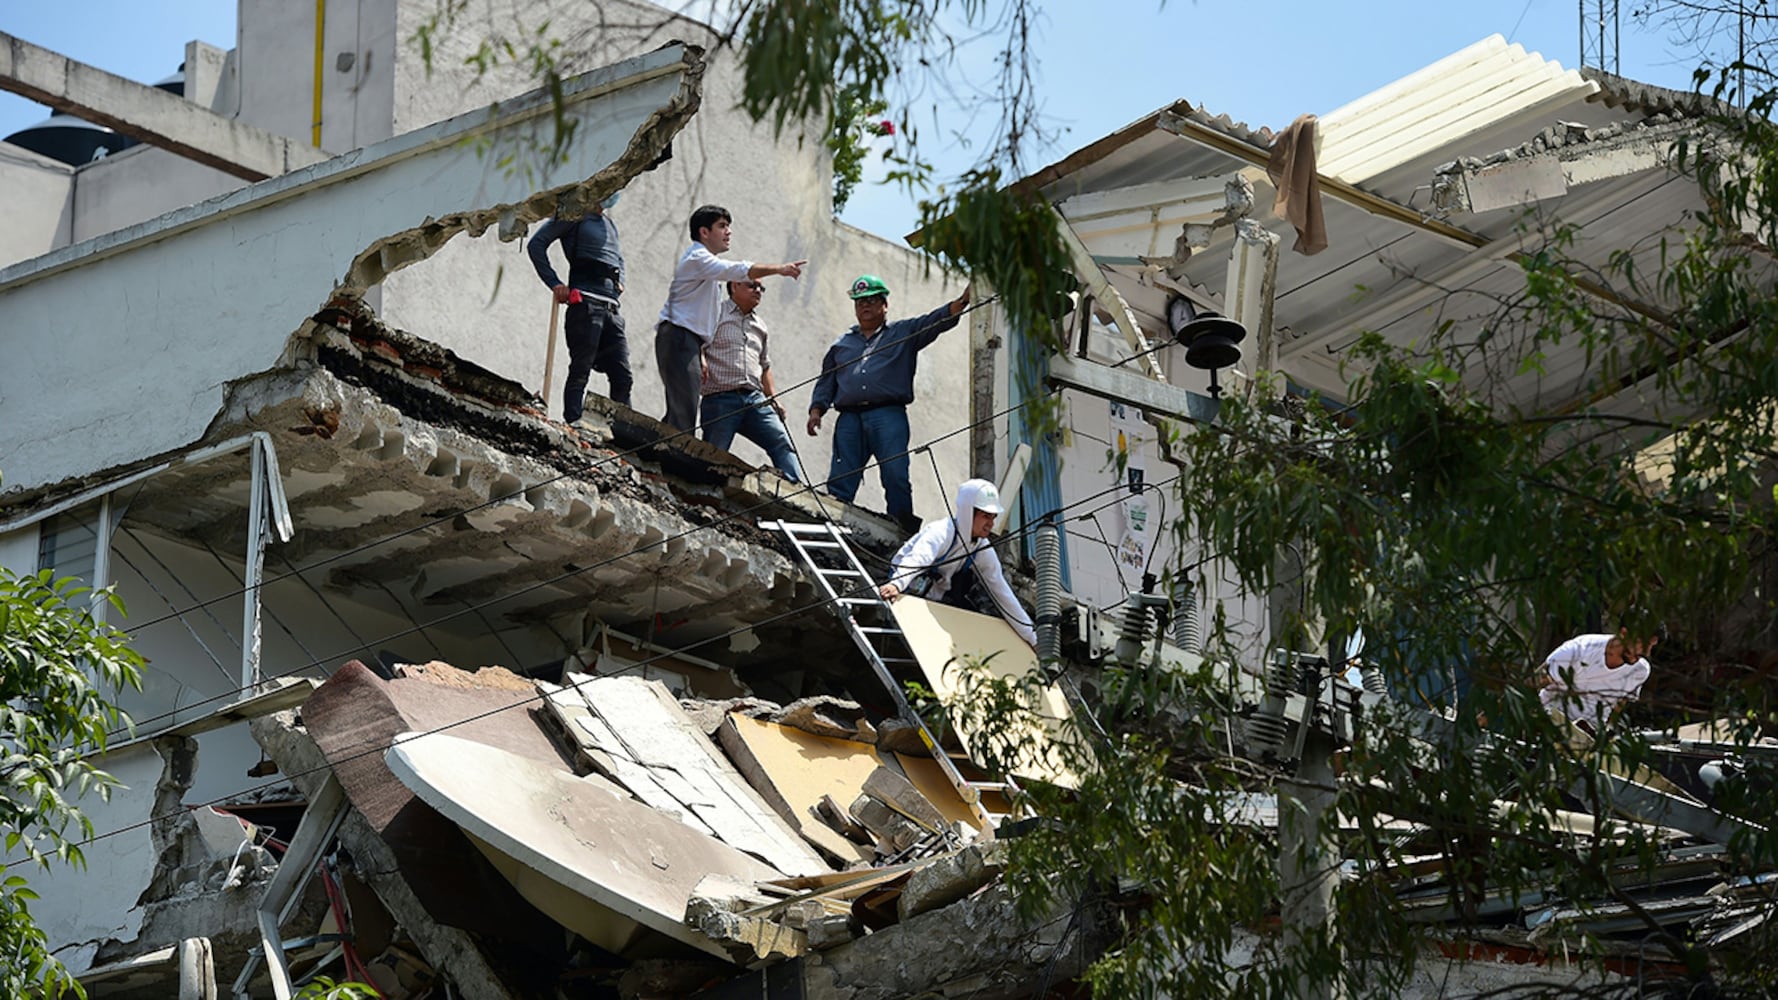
left=1579, top=0, right=1621, bottom=75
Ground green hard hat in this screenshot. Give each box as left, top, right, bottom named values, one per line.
left=848, top=274, right=890, bottom=300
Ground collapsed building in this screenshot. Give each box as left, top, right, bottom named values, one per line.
left=2, top=5, right=1775, bottom=996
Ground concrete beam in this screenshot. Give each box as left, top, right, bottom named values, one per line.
left=1062, top=172, right=1262, bottom=264
left=0, top=31, right=326, bottom=181
left=1058, top=173, right=1239, bottom=223
left=1224, top=218, right=1280, bottom=400
left=1047, top=353, right=1221, bottom=425
left=1429, top=120, right=1693, bottom=215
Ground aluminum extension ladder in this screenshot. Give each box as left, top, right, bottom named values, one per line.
left=762, top=519, right=1023, bottom=833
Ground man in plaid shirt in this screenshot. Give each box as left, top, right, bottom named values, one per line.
left=699, top=280, right=803, bottom=481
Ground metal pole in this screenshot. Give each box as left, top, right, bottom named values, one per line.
left=241, top=439, right=269, bottom=693
left=90, top=493, right=115, bottom=626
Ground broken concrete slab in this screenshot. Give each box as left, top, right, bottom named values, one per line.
left=695, top=911, right=808, bottom=963
left=898, top=843, right=1008, bottom=921
left=291, top=659, right=577, bottom=960
left=250, top=707, right=540, bottom=999
left=861, top=767, right=948, bottom=833
left=386, top=729, right=781, bottom=961
left=680, top=697, right=781, bottom=737
left=771, top=696, right=870, bottom=740
left=552, top=675, right=829, bottom=876
left=873, top=717, right=929, bottom=755
left=805, top=913, right=859, bottom=951
left=848, top=796, right=923, bottom=854
left=801, top=884, right=1091, bottom=1000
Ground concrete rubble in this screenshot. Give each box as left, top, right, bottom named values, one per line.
left=220, top=658, right=1089, bottom=998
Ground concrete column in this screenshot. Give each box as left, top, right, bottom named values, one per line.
left=1280, top=732, right=1345, bottom=1000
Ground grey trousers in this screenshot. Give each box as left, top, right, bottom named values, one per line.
left=654, top=321, right=703, bottom=433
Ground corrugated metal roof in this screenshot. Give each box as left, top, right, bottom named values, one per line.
left=1319, top=35, right=1597, bottom=184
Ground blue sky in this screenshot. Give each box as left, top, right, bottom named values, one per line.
left=2, top=1, right=1713, bottom=242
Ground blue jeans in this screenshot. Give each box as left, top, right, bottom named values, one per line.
left=701, top=389, right=803, bottom=481
left=563, top=299, right=630, bottom=421
left=828, top=406, right=912, bottom=520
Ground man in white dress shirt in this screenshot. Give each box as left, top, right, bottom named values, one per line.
left=655, top=205, right=806, bottom=433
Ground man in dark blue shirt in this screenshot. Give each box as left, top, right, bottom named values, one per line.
left=526, top=196, right=631, bottom=424
left=807, top=274, right=969, bottom=530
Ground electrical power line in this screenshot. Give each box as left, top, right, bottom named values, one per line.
left=39, top=475, right=1177, bottom=865
left=105, top=380, right=1062, bottom=738
left=115, top=296, right=1004, bottom=640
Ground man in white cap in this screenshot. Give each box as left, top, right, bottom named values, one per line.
left=878, top=478, right=1037, bottom=648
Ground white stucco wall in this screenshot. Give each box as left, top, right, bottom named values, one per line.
left=0, top=524, right=41, bottom=576
left=9, top=744, right=162, bottom=974
left=70, top=144, right=247, bottom=242
left=1028, top=322, right=1271, bottom=664
left=0, top=49, right=689, bottom=499
left=376, top=0, right=970, bottom=523
left=236, top=0, right=397, bottom=152
left=0, top=145, right=73, bottom=270
left=103, top=527, right=541, bottom=804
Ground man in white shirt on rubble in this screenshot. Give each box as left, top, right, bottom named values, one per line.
left=878, top=479, right=1037, bottom=649
left=1538, top=629, right=1658, bottom=730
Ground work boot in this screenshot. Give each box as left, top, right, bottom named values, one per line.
left=895, top=511, right=923, bottom=536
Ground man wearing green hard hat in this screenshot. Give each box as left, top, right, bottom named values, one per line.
left=808, top=274, right=970, bottom=532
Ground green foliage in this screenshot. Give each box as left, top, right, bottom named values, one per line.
left=295, top=976, right=379, bottom=999
left=913, top=64, right=1778, bottom=1000
left=827, top=84, right=891, bottom=213
left=0, top=568, right=144, bottom=999
left=735, top=0, right=1076, bottom=365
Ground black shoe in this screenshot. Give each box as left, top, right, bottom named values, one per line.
left=895, top=512, right=923, bottom=535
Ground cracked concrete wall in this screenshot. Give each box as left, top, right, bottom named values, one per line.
left=6, top=742, right=167, bottom=975
left=379, top=0, right=971, bottom=524
left=0, top=45, right=698, bottom=500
